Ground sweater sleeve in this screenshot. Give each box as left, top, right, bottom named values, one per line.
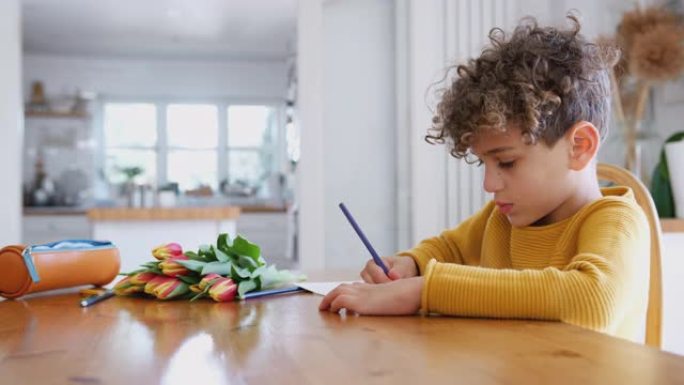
left=397, top=201, right=496, bottom=275
left=420, top=200, right=649, bottom=332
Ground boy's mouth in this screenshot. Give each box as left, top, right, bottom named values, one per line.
left=496, top=202, right=514, bottom=214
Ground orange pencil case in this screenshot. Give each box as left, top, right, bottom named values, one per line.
left=0, top=240, right=120, bottom=299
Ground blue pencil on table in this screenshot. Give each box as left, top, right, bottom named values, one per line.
left=242, top=286, right=305, bottom=300
left=80, top=290, right=115, bottom=307
left=338, top=202, right=390, bottom=275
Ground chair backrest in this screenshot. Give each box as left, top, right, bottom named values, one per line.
left=597, top=163, right=662, bottom=348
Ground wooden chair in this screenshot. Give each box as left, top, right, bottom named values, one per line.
left=597, top=163, right=663, bottom=348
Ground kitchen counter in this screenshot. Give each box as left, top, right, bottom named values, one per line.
left=23, top=206, right=89, bottom=216
left=86, top=206, right=241, bottom=221
left=24, top=203, right=288, bottom=217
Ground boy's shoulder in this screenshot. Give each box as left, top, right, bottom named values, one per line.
left=576, top=186, right=649, bottom=229
left=589, top=186, right=641, bottom=212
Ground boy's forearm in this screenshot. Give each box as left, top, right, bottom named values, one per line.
left=421, top=257, right=627, bottom=331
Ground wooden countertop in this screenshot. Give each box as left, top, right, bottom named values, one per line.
left=2, top=278, right=684, bottom=384
left=661, top=218, right=684, bottom=233
left=26, top=204, right=288, bottom=217
left=86, top=206, right=241, bottom=221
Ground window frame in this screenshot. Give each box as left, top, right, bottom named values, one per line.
left=96, top=96, right=286, bottom=193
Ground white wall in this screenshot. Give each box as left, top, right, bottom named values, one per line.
left=296, top=0, right=397, bottom=270
left=23, top=54, right=288, bottom=99
left=0, top=0, right=23, bottom=245
left=322, top=0, right=397, bottom=268
left=296, top=0, right=326, bottom=270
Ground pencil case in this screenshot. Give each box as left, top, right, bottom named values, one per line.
left=0, top=239, right=120, bottom=299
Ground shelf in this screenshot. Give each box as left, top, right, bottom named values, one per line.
left=660, top=218, right=684, bottom=233
left=25, top=110, right=88, bottom=119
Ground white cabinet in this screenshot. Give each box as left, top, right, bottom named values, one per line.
left=91, top=218, right=237, bottom=274
left=237, top=212, right=293, bottom=267
left=22, top=214, right=91, bottom=245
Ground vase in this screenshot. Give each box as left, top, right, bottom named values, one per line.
left=665, top=141, right=684, bottom=218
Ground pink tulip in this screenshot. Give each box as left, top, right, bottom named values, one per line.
left=113, top=276, right=144, bottom=296
left=159, top=255, right=189, bottom=277
left=153, top=278, right=189, bottom=300
left=198, top=273, right=222, bottom=291
left=152, top=242, right=183, bottom=261
left=208, top=278, right=237, bottom=302
left=129, top=272, right=159, bottom=285
left=144, top=275, right=173, bottom=295
left=116, top=284, right=145, bottom=295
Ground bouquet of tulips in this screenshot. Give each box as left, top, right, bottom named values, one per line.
left=113, top=233, right=304, bottom=302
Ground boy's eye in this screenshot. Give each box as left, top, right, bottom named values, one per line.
left=498, top=160, right=515, bottom=169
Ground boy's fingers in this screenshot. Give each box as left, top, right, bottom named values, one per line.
left=319, top=294, right=332, bottom=310
left=387, top=269, right=402, bottom=281
left=329, top=294, right=353, bottom=313
left=319, top=284, right=345, bottom=310
left=360, top=270, right=373, bottom=283
left=368, top=264, right=391, bottom=283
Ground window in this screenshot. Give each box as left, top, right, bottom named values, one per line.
left=167, top=104, right=218, bottom=191
left=102, top=101, right=283, bottom=196
left=227, top=105, right=277, bottom=186
left=103, top=103, right=157, bottom=184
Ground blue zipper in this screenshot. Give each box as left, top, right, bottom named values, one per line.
left=21, top=239, right=116, bottom=283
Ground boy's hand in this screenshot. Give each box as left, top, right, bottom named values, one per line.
left=319, top=277, right=423, bottom=315
left=360, top=255, right=419, bottom=283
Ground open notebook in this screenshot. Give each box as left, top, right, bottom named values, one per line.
left=295, top=281, right=359, bottom=296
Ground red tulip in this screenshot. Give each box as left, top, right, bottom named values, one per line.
left=208, top=278, right=237, bottom=302
left=159, top=255, right=189, bottom=277
left=153, top=278, right=189, bottom=300
left=198, top=273, right=222, bottom=291
left=113, top=276, right=144, bottom=296
left=129, top=272, right=159, bottom=285
left=152, top=242, right=183, bottom=261
left=145, top=275, right=173, bottom=295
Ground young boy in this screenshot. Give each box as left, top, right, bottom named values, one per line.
left=319, top=16, right=650, bottom=343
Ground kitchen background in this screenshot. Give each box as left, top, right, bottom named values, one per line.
left=1, top=0, right=684, bottom=354
left=19, top=0, right=299, bottom=268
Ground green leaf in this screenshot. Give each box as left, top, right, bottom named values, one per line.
left=260, top=265, right=307, bottom=290
left=237, top=279, right=258, bottom=298
left=198, top=244, right=216, bottom=261
left=177, top=275, right=201, bottom=285
left=250, top=265, right=267, bottom=279
left=142, top=261, right=160, bottom=268
left=201, top=261, right=232, bottom=276
left=237, top=254, right=258, bottom=271
left=175, top=259, right=207, bottom=273
left=217, top=233, right=232, bottom=250
left=215, top=247, right=230, bottom=263
left=121, top=268, right=145, bottom=276
left=231, top=264, right=251, bottom=280
left=189, top=291, right=205, bottom=302
left=178, top=291, right=196, bottom=300
left=185, top=251, right=203, bottom=261
left=232, top=235, right=261, bottom=260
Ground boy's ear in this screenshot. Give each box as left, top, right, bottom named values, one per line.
left=566, top=121, right=600, bottom=171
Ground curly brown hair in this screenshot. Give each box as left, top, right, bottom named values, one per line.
left=427, top=15, right=619, bottom=160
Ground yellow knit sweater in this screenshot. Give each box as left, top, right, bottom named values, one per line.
left=400, top=187, right=650, bottom=342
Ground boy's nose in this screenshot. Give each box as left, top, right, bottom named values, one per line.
left=483, top=168, right=504, bottom=193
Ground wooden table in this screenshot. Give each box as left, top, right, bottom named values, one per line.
left=1, top=289, right=684, bottom=384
